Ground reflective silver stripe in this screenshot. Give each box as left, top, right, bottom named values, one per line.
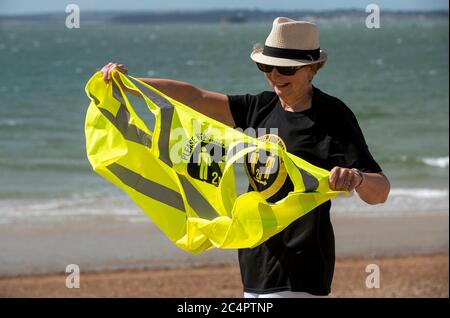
left=178, top=174, right=220, bottom=220
left=107, top=163, right=185, bottom=212
left=157, top=107, right=174, bottom=167
left=128, top=77, right=174, bottom=110
left=88, top=92, right=100, bottom=105
left=98, top=83, right=152, bottom=147
left=296, top=166, right=319, bottom=192
left=128, top=77, right=173, bottom=167
left=98, top=105, right=152, bottom=148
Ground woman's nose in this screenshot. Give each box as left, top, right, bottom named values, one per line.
left=269, top=67, right=283, bottom=79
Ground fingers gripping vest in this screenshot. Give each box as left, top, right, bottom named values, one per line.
left=84, top=71, right=341, bottom=254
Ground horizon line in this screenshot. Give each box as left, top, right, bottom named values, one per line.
left=1, top=7, right=449, bottom=17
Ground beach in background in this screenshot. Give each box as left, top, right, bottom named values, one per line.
left=0, top=214, right=448, bottom=297
left=0, top=12, right=448, bottom=297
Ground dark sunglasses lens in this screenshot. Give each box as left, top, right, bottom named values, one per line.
left=257, top=63, right=300, bottom=75
left=256, top=63, right=273, bottom=73
left=277, top=67, right=299, bottom=76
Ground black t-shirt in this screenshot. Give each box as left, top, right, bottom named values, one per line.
left=228, top=87, right=382, bottom=295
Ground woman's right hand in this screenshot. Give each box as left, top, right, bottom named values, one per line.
left=101, top=62, right=128, bottom=81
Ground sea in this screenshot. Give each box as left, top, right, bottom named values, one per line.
left=0, top=18, right=448, bottom=224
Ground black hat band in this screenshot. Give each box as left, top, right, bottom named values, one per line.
left=263, top=45, right=321, bottom=61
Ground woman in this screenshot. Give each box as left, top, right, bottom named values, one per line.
left=101, top=17, right=390, bottom=298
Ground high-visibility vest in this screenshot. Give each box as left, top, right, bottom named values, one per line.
left=84, top=71, right=341, bottom=254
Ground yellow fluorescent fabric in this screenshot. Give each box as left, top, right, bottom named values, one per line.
left=84, top=71, right=342, bottom=254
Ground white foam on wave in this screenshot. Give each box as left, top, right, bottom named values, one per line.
left=0, top=187, right=448, bottom=223
left=325, top=187, right=448, bottom=217
left=422, top=156, right=449, bottom=168
left=0, top=193, right=141, bottom=223
left=0, top=118, right=23, bottom=127
left=390, top=188, right=448, bottom=198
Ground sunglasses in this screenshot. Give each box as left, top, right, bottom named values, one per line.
left=256, top=62, right=302, bottom=76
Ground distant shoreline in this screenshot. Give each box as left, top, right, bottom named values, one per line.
left=0, top=9, right=448, bottom=25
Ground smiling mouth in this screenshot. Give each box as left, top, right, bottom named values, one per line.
left=275, top=83, right=289, bottom=88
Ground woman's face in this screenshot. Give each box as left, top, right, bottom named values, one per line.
left=264, top=65, right=315, bottom=101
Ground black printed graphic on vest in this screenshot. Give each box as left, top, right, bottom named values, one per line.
left=244, top=149, right=280, bottom=191
left=244, top=134, right=289, bottom=201
left=187, top=141, right=226, bottom=187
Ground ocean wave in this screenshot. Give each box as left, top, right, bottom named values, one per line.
left=0, top=187, right=448, bottom=223
left=384, top=155, right=450, bottom=169
left=422, top=156, right=449, bottom=168
left=389, top=188, right=448, bottom=198
left=323, top=187, right=449, bottom=216
left=0, top=158, right=90, bottom=172
left=0, top=118, right=24, bottom=127
left=0, top=194, right=141, bottom=222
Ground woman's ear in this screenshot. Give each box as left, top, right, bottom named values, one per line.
left=307, top=65, right=318, bottom=82
left=310, top=64, right=319, bottom=76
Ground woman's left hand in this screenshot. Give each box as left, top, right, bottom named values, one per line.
left=328, top=166, right=363, bottom=192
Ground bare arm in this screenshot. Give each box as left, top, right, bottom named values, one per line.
left=354, top=172, right=390, bottom=204
left=100, top=62, right=235, bottom=126
left=329, top=167, right=390, bottom=205
left=137, top=77, right=235, bottom=127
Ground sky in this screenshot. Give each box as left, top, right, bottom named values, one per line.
left=0, top=0, right=448, bottom=15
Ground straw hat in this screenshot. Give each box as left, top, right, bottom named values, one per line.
left=251, top=17, right=328, bottom=67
